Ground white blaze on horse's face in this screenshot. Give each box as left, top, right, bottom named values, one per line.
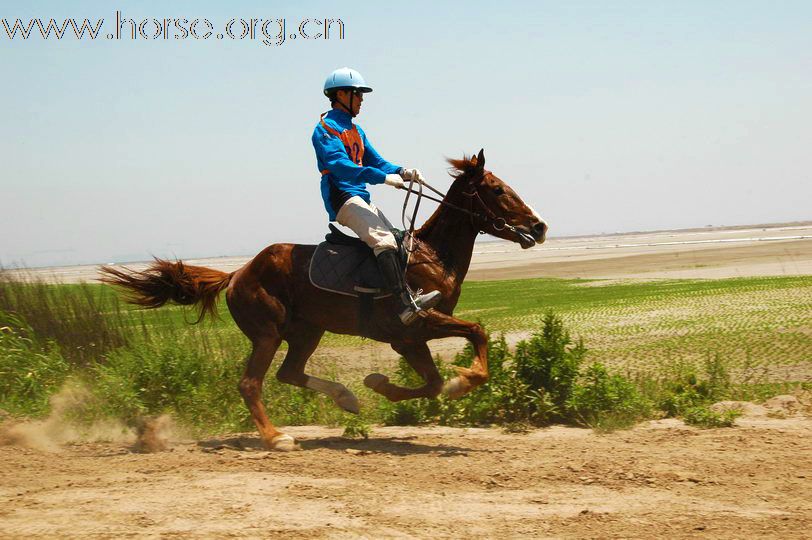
left=528, top=205, right=548, bottom=244
left=478, top=172, right=548, bottom=248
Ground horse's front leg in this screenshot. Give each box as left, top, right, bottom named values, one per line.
left=421, top=311, right=489, bottom=399
left=364, top=341, right=443, bottom=402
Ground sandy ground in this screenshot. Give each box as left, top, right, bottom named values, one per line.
left=7, top=222, right=812, bottom=284
left=1, top=402, right=811, bottom=539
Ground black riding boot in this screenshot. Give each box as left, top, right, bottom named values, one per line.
left=376, top=249, right=442, bottom=325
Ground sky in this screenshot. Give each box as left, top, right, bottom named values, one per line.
left=1, top=0, right=811, bottom=267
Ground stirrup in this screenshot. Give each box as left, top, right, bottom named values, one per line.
left=399, top=306, right=421, bottom=325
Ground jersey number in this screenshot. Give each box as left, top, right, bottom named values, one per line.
left=344, top=143, right=362, bottom=165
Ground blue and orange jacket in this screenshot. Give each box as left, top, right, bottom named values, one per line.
left=312, top=108, right=402, bottom=220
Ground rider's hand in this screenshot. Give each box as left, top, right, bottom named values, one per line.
left=384, top=174, right=405, bottom=189
left=400, top=168, right=424, bottom=184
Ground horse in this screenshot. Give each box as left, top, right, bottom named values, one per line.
left=100, top=149, right=548, bottom=451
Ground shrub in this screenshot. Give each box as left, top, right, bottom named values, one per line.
left=657, top=354, right=733, bottom=416
left=342, top=416, right=370, bottom=439
left=381, top=313, right=647, bottom=430
left=566, top=363, right=651, bottom=430
left=683, top=405, right=741, bottom=428
left=514, top=311, right=587, bottom=420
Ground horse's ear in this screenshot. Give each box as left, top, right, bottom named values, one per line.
left=476, top=149, right=486, bottom=169
left=470, top=153, right=478, bottom=166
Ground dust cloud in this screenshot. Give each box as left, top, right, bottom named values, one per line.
left=0, top=382, right=178, bottom=453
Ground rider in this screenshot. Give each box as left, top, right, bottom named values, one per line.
left=312, top=67, right=441, bottom=324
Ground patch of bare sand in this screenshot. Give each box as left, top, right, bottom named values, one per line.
left=1, top=417, right=810, bottom=538
left=469, top=238, right=812, bottom=281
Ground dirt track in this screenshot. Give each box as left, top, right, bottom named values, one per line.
left=2, top=409, right=811, bottom=539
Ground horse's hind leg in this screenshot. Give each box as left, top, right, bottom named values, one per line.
left=364, top=341, right=443, bottom=402
left=276, top=321, right=360, bottom=414
left=239, top=334, right=297, bottom=451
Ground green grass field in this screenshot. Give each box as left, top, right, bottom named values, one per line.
left=454, top=276, right=812, bottom=375
left=5, top=275, right=812, bottom=373
left=2, top=274, right=810, bottom=432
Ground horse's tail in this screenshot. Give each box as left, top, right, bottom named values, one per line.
left=99, top=258, right=233, bottom=323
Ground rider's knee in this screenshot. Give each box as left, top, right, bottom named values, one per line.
left=370, top=232, right=397, bottom=256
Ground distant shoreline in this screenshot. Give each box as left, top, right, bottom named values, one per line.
left=2, top=220, right=809, bottom=273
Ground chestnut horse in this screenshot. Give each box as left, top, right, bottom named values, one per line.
left=100, top=150, right=547, bottom=450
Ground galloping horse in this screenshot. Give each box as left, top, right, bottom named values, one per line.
left=100, top=150, right=548, bottom=450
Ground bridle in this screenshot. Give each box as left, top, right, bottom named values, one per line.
left=400, top=174, right=519, bottom=239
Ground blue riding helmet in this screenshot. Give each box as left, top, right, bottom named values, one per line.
left=323, top=67, right=373, bottom=96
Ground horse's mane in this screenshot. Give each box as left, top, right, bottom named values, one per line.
left=446, top=154, right=479, bottom=178
left=415, top=154, right=479, bottom=239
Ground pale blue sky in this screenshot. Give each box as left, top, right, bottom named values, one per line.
left=2, top=1, right=811, bottom=267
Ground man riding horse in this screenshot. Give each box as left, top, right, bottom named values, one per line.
left=312, top=67, right=441, bottom=324
left=100, top=71, right=549, bottom=450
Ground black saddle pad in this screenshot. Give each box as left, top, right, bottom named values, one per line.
left=308, top=225, right=408, bottom=299
left=309, top=242, right=390, bottom=298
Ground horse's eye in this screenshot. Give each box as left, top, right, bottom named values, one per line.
left=493, top=186, right=504, bottom=196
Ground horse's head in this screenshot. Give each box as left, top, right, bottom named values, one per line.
left=448, top=149, right=548, bottom=248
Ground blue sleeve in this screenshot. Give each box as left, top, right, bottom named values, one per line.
left=359, top=128, right=402, bottom=178
left=312, top=125, right=387, bottom=185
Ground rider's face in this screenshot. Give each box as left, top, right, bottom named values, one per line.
left=336, top=89, right=363, bottom=116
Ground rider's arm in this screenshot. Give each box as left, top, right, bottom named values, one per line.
left=358, top=128, right=402, bottom=176
left=312, top=127, right=388, bottom=185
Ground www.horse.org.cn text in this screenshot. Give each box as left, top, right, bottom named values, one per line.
left=1, top=10, right=345, bottom=47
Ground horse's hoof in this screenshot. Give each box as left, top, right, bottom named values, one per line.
left=442, top=376, right=469, bottom=400
left=363, top=373, right=389, bottom=392
left=335, top=389, right=360, bottom=414
left=268, top=433, right=299, bottom=452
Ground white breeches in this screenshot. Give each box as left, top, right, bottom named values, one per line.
left=335, top=196, right=398, bottom=256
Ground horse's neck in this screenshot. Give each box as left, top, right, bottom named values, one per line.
left=415, top=198, right=480, bottom=286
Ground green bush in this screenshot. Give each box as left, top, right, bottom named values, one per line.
left=381, top=313, right=648, bottom=430
left=683, top=405, right=741, bottom=428
left=566, top=363, right=651, bottom=430
left=342, top=416, right=370, bottom=439
left=656, top=354, right=733, bottom=416
left=381, top=331, right=551, bottom=427
left=514, top=311, right=587, bottom=418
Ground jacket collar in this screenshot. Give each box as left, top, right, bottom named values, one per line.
left=326, top=107, right=353, bottom=127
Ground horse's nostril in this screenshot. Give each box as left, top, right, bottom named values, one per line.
left=532, top=222, right=547, bottom=234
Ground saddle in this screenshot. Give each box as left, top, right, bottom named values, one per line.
left=308, top=224, right=407, bottom=298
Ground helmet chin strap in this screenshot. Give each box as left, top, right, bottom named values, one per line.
left=334, top=90, right=357, bottom=117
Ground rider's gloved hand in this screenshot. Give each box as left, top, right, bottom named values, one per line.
left=384, top=174, right=405, bottom=189
left=400, top=168, right=424, bottom=184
